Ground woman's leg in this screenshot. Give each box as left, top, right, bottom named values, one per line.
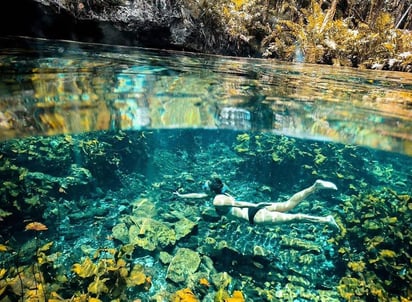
left=253, top=208, right=339, bottom=230
left=264, top=180, right=337, bottom=212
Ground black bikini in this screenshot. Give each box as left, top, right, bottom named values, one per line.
left=215, top=205, right=259, bottom=224
left=247, top=203, right=272, bottom=224
left=214, top=193, right=271, bottom=224
left=247, top=207, right=261, bottom=224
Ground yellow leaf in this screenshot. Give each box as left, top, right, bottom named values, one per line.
left=348, top=261, right=366, bottom=272
left=0, top=244, right=9, bottom=252
left=72, top=257, right=97, bottom=278
left=173, top=288, right=199, bottom=302
left=88, top=277, right=109, bottom=294
left=0, top=268, right=6, bottom=279
left=232, top=0, right=246, bottom=9
left=379, top=249, right=397, bottom=258
left=227, top=290, right=245, bottom=302
left=38, top=241, right=53, bottom=252
left=117, top=258, right=127, bottom=268
left=50, top=291, right=65, bottom=300
left=127, top=265, right=146, bottom=286
left=0, top=285, right=6, bottom=296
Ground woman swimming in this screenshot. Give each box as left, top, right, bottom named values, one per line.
left=174, top=176, right=339, bottom=230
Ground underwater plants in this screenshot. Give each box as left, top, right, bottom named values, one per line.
left=233, top=133, right=302, bottom=166
left=1, top=126, right=411, bottom=302
left=0, top=243, right=153, bottom=301
left=0, top=222, right=54, bottom=302
left=172, top=288, right=199, bottom=302
left=233, top=132, right=365, bottom=192
left=332, top=188, right=412, bottom=301
left=0, top=130, right=150, bottom=229
left=71, top=247, right=151, bottom=300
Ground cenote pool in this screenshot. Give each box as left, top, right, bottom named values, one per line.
left=0, top=37, right=411, bottom=301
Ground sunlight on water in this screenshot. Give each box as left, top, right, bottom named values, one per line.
left=0, top=37, right=411, bottom=155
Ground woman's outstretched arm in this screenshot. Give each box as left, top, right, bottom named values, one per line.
left=173, top=191, right=209, bottom=199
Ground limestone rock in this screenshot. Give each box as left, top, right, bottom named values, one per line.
left=112, top=222, right=129, bottom=244
left=131, top=198, right=157, bottom=218
left=159, top=251, right=173, bottom=265
left=129, top=218, right=176, bottom=251
left=4, top=0, right=239, bottom=55
left=201, top=207, right=221, bottom=222
left=166, top=248, right=201, bottom=284
left=280, top=235, right=321, bottom=254
left=174, top=218, right=197, bottom=240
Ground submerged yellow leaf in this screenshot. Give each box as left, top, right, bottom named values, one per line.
left=38, top=241, right=54, bottom=252
left=50, top=291, right=65, bottom=300
left=232, top=0, right=246, bottom=9
left=379, top=249, right=397, bottom=258
left=72, top=257, right=97, bottom=278
left=348, top=261, right=366, bottom=272
left=0, top=244, right=9, bottom=252
left=0, top=268, right=6, bottom=279
left=0, top=285, right=6, bottom=296
left=127, top=264, right=146, bottom=286
left=88, top=277, right=109, bottom=294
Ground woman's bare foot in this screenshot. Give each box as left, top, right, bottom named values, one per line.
left=315, top=180, right=338, bottom=191
left=325, top=215, right=340, bottom=231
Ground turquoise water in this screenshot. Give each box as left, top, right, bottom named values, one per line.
left=0, top=37, right=411, bottom=301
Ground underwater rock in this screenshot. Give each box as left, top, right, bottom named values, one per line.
left=112, top=222, right=129, bottom=244
left=131, top=197, right=157, bottom=218
left=159, top=251, right=173, bottom=265
left=166, top=247, right=201, bottom=284
left=287, top=275, right=311, bottom=287
left=252, top=245, right=269, bottom=257
left=199, top=255, right=218, bottom=276
left=201, top=207, right=221, bottom=222
left=66, top=164, right=93, bottom=186
left=280, top=235, right=321, bottom=253
left=69, top=203, right=109, bottom=221
left=197, top=237, right=226, bottom=257
left=211, top=271, right=232, bottom=290
left=129, top=217, right=176, bottom=251
left=174, top=218, right=197, bottom=240
left=24, top=164, right=93, bottom=196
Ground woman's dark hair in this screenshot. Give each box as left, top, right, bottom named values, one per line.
left=208, top=176, right=224, bottom=194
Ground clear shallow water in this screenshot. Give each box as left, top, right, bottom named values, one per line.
left=0, top=37, right=411, bottom=301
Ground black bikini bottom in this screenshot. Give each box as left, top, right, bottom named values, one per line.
left=248, top=207, right=261, bottom=224
left=247, top=203, right=272, bottom=224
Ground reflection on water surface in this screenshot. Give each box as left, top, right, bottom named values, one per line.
left=0, top=36, right=411, bottom=155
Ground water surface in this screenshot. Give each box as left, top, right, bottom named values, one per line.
left=1, top=37, right=411, bottom=155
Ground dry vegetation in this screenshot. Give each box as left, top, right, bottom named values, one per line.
left=46, top=0, right=412, bottom=70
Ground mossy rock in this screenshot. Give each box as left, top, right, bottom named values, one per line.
left=174, top=218, right=197, bottom=240
left=112, top=222, right=129, bottom=244
left=131, top=198, right=157, bottom=218
left=166, top=247, right=201, bottom=284
left=129, top=218, right=176, bottom=251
